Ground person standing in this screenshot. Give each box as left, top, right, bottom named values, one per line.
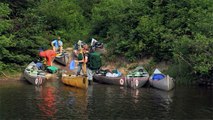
left=73, top=40, right=85, bottom=59
left=90, top=38, right=103, bottom=52
left=90, top=38, right=98, bottom=52
left=51, top=36, right=63, bottom=53
left=82, top=44, right=94, bottom=85
left=76, top=48, right=84, bottom=76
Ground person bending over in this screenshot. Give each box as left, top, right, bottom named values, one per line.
left=39, top=49, right=57, bottom=66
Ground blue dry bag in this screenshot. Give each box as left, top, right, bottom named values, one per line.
left=69, top=60, right=75, bottom=70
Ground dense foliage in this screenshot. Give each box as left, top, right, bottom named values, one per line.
left=0, top=0, right=212, bottom=83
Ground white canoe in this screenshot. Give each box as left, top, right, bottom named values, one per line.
left=54, top=52, right=69, bottom=66
left=126, top=66, right=149, bottom=89
left=149, top=69, right=175, bottom=91
left=24, top=62, right=46, bottom=85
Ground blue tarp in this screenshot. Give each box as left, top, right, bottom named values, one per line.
left=36, top=62, right=43, bottom=70
left=153, top=74, right=165, bottom=80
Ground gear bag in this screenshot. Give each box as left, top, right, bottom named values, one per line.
left=87, top=52, right=102, bottom=70
left=47, top=66, right=58, bottom=74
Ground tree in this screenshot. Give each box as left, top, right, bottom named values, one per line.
left=0, top=3, right=13, bottom=71
left=37, top=0, right=90, bottom=42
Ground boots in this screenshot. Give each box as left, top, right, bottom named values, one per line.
left=76, top=72, right=80, bottom=76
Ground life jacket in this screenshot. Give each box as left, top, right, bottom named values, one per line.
left=77, top=52, right=84, bottom=61
left=87, top=52, right=102, bottom=70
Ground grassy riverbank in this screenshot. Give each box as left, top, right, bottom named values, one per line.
left=102, top=54, right=196, bottom=86
left=0, top=71, right=23, bottom=81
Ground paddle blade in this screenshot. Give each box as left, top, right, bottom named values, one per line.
left=69, top=60, right=75, bottom=70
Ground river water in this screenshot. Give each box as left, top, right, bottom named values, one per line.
left=0, top=79, right=212, bottom=120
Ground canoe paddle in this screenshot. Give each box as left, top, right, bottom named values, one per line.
left=82, top=62, right=87, bottom=75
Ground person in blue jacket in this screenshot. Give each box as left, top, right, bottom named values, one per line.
left=51, top=36, right=63, bottom=53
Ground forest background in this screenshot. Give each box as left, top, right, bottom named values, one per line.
left=0, top=0, right=212, bottom=85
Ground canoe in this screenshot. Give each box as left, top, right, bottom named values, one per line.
left=149, top=69, right=175, bottom=91
left=126, top=66, right=149, bottom=89
left=54, top=51, right=69, bottom=66
left=93, top=73, right=126, bottom=86
left=61, top=73, right=88, bottom=89
left=24, top=62, right=46, bottom=85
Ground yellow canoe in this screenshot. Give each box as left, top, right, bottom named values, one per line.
left=61, top=73, right=88, bottom=89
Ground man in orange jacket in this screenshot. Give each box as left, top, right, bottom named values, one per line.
left=39, top=50, right=57, bottom=66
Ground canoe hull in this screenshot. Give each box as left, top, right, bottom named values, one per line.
left=24, top=62, right=46, bottom=85
left=149, top=75, right=175, bottom=91
left=61, top=74, right=88, bottom=89
left=126, top=76, right=149, bottom=89
left=54, top=52, right=69, bottom=66
left=93, top=74, right=149, bottom=88
left=93, top=74, right=126, bottom=86
left=126, top=66, right=149, bottom=89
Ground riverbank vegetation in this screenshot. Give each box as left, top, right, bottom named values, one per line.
left=0, top=0, right=212, bottom=85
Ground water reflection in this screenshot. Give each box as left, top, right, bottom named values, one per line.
left=35, top=85, right=57, bottom=118
left=130, top=89, right=140, bottom=103
left=35, top=86, right=42, bottom=92
left=63, top=86, right=89, bottom=119
left=87, top=85, right=93, bottom=97
left=0, top=81, right=212, bottom=120
left=63, top=86, right=88, bottom=105
left=152, top=89, right=174, bottom=103
left=149, top=88, right=174, bottom=118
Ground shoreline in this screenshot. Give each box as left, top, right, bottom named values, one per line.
left=0, top=70, right=23, bottom=81
left=0, top=74, right=23, bottom=81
